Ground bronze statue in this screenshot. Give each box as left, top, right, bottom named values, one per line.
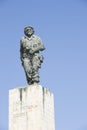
left=20, top=26, right=45, bottom=85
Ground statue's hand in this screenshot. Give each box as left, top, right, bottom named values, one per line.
left=29, top=49, right=34, bottom=54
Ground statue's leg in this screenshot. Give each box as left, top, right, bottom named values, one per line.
left=31, top=55, right=40, bottom=83
left=22, top=58, right=32, bottom=84
left=32, top=71, right=39, bottom=83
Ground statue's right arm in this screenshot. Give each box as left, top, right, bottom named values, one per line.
left=20, top=37, right=25, bottom=61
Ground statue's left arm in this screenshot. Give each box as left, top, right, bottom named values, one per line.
left=31, top=36, right=45, bottom=54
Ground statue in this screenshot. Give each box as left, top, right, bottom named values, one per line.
left=20, top=26, right=45, bottom=85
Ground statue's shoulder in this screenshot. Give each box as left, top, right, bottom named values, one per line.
left=33, top=35, right=42, bottom=42
left=20, top=36, right=27, bottom=43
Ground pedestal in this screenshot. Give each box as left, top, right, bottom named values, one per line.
left=9, top=84, right=55, bottom=130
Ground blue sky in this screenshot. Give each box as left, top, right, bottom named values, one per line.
left=0, top=0, right=87, bottom=130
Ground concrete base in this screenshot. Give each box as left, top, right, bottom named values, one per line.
left=9, top=84, right=55, bottom=130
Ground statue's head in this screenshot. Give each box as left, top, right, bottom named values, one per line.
left=24, top=26, right=34, bottom=37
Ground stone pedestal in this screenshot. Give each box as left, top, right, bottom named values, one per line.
left=9, top=84, right=55, bottom=130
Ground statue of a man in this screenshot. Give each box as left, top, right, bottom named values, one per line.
left=20, top=26, right=45, bottom=85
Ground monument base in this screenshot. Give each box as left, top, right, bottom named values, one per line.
left=9, top=84, right=55, bottom=130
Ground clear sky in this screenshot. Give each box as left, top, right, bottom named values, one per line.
left=0, top=0, right=87, bottom=130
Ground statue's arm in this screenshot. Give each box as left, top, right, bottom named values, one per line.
left=30, top=36, right=45, bottom=54
left=37, top=36, right=45, bottom=51
left=20, top=37, right=24, bottom=61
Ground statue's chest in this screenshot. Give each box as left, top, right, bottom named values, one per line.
left=23, top=38, right=38, bottom=49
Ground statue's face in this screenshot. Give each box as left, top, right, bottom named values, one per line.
left=24, top=26, right=34, bottom=37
